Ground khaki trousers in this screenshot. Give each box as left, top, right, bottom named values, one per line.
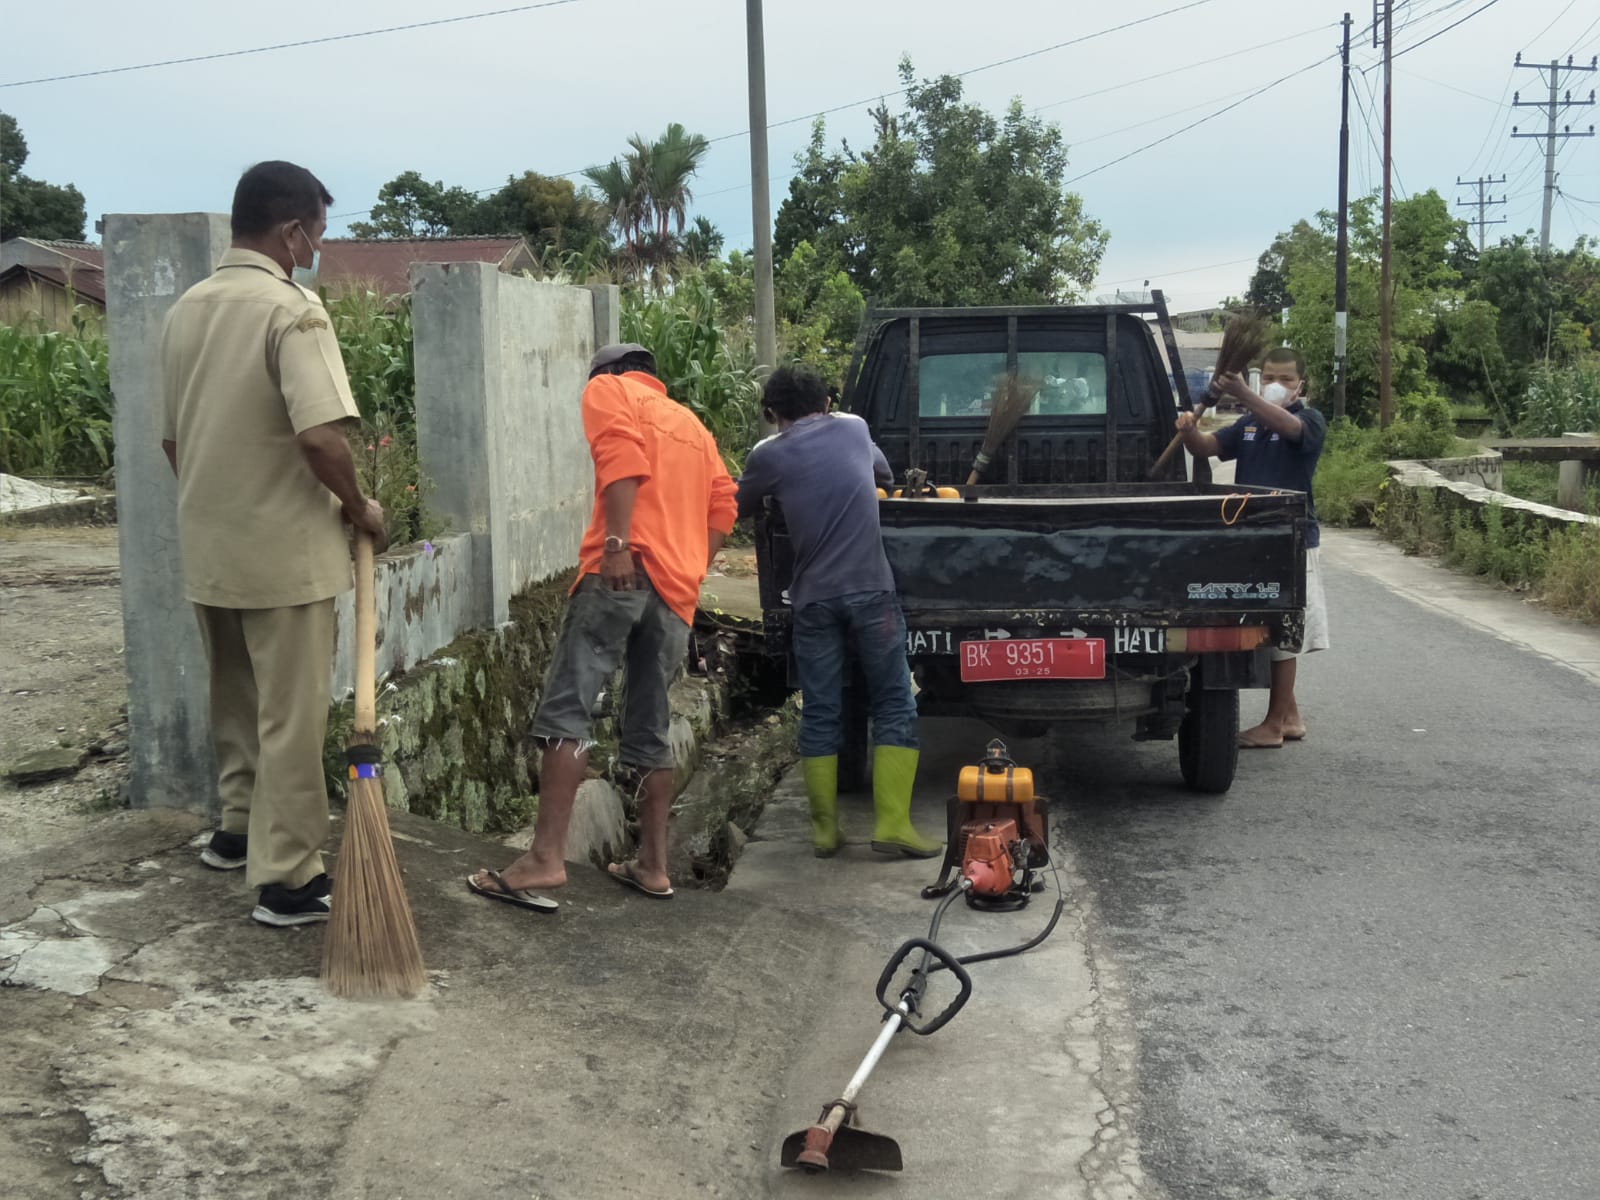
left=193, top=599, right=335, bottom=890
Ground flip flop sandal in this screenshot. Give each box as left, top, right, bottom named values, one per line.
left=466, top=870, right=559, bottom=914
left=606, top=861, right=673, bottom=900
left=1283, top=726, right=1307, bottom=741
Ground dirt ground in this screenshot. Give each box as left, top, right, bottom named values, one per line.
left=0, top=525, right=131, bottom=856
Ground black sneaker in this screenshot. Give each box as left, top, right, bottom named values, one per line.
left=200, top=830, right=248, bottom=871
left=251, top=874, right=332, bottom=927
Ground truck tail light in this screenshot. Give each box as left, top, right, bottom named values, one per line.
left=1168, top=626, right=1270, bottom=654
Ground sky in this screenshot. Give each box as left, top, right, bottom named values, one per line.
left=5, top=0, right=1599, bottom=311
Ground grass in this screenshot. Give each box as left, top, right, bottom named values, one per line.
left=1500, top=461, right=1560, bottom=507
left=1380, top=481, right=1600, bottom=624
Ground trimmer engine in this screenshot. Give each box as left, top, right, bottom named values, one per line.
left=922, top=740, right=1049, bottom=909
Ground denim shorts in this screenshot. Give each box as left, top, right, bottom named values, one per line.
left=531, top=574, right=689, bottom=770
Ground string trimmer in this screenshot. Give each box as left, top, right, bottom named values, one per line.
left=779, top=740, right=1063, bottom=1173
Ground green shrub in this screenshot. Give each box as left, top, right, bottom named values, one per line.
left=1315, top=420, right=1387, bottom=526
left=1375, top=390, right=1456, bottom=460
left=1544, top=522, right=1600, bottom=622
left=1517, top=361, right=1600, bottom=437
left=0, top=306, right=113, bottom=477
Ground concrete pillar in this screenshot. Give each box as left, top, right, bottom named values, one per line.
left=409, top=262, right=504, bottom=625
left=586, top=283, right=621, bottom=349
left=412, top=266, right=599, bottom=623
left=1557, top=433, right=1597, bottom=512
left=104, top=213, right=232, bottom=811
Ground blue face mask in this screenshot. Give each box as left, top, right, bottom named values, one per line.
left=288, top=224, right=320, bottom=289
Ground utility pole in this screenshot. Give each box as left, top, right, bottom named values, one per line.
left=746, top=0, right=778, bottom=434
left=1512, top=53, right=1597, bottom=252
left=1376, top=0, right=1393, bottom=428
left=1453, top=175, right=1507, bottom=252
left=1333, top=11, right=1352, bottom=422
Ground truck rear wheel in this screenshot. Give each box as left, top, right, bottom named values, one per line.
left=1179, top=684, right=1238, bottom=794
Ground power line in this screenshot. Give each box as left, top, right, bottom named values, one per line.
left=1566, top=14, right=1600, bottom=57
left=1391, top=0, right=1504, bottom=61
left=1064, top=51, right=1337, bottom=186
left=331, top=0, right=1226, bottom=219
left=1398, top=68, right=1502, bottom=104
left=1530, top=0, right=1584, bottom=49
left=1098, top=254, right=1262, bottom=288
left=0, top=0, right=583, bottom=89
left=1031, top=20, right=1337, bottom=115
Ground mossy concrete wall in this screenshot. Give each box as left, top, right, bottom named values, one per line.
left=322, top=573, right=763, bottom=863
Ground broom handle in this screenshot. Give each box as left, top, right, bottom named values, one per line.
left=1150, top=395, right=1212, bottom=479
left=354, top=530, right=377, bottom=737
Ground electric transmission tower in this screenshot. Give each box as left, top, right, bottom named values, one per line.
left=1511, top=52, right=1596, bottom=251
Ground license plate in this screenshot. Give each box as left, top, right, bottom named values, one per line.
left=959, top=638, right=1106, bottom=682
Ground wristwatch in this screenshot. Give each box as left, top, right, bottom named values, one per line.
left=603, top=534, right=630, bottom=554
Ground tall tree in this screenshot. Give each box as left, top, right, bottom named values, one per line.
left=463, top=171, right=611, bottom=252
left=0, top=112, right=87, bottom=241
left=772, top=60, right=1106, bottom=307
left=585, top=123, right=711, bottom=275
left=349, top=171, right=478, bottom=238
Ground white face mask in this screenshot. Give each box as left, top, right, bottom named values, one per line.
left=1261, top=381, right=1297, bottom=407
left=288, top=224, right=320, bottom=289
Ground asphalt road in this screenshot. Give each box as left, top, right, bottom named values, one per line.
left=1041, top=530, right=1600, bottom=1199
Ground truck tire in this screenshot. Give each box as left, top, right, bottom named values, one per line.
left=838, top=680, right=870, bottom=794
left=1178, top=684, right=1238, bottom=794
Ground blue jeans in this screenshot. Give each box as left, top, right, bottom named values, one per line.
left=792, top=590, right=917, bottom=756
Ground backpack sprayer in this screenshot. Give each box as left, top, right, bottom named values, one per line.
left=780, top=740, right=1064, bottom=1173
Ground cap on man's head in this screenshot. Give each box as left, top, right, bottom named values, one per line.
left=589, top=342, right=656, bottom=377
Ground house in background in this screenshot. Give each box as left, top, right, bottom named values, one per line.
left=317, top=236, right=538, bottom=296
left=0, top=238, right=105, bottom=329
left=0, top=235, right=540, bottom=327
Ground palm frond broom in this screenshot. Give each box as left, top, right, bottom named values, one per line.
left=321, top=530, right=426, bottom=999
left=1150, top=308, right=1271, bottom=478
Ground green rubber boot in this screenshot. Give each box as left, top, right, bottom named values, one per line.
left=800, top=755, right=842, bottom=858
left=869, top=745, right=942, bottom=858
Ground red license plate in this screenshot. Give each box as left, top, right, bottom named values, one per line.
left=958, top=638, right=1106, bottom=682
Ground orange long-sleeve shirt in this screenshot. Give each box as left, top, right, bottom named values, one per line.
left=576, top=371, right=737, bottom=626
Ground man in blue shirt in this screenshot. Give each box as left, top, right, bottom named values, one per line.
left=1176, top=346, right=1330, bottom=749
left=737, top=366, right=940, bottom=859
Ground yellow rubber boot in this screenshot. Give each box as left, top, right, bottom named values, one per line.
left=869, top=745, right=941, bottom=858
left=800, top=755, right=842, bottom=858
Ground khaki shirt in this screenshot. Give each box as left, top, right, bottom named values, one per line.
left=161, top=249, right=361, bottom=608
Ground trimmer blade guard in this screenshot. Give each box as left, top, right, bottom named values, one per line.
left=780, top=1122, right=904, bottom=1173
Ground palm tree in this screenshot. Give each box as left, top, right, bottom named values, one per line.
left=582, top=158, right=647, bottom=254
left=642, top=123, right=710, bottom=245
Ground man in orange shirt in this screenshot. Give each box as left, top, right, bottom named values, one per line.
left=469, top=343, right=737, bottom=908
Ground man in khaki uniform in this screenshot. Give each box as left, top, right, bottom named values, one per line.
left=161, top=160, right=386, bottom=927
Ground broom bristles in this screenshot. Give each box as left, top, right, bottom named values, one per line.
left=967, top=372, right=1043, bottom=483
left=322, top=765, right=427, bottom=999
left=1214, top=309, right=1270, bottom=380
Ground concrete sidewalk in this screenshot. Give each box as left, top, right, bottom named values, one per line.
left=0, top=805, right=862, bottom=1199
left=729, top=722, right=1147, bottom=1199
left=1, top=726, right=1142, bottom=1200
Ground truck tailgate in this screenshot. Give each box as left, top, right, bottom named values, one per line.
left=878, top=486, right=1308, bottom=623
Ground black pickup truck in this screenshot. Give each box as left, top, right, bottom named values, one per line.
left=755, top=295, right=1310, bottom=794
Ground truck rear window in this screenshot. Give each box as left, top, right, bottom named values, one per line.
left=918, top=351, right=1108, bottom=419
